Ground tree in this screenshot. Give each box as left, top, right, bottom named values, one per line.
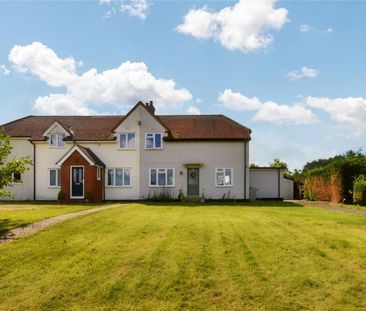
left=0, top=131, right=32, bottom=197
left=269, top=158, right=288, bottom=170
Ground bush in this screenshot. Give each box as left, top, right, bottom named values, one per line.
left=57, top=190, right=66, bottom=203
left=354, top=175, right=366, bottom=206
left=147, top=189, right=174, bottom=201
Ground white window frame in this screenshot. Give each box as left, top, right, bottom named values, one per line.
left=149, top=168, right=175, bottom=187
left=49, top=134, right=65, bottom=148
left=48, top=168, right=61, bottom=188
left=106, top=168, right=131, bottom=187
left=215, top=168, right=233, bottom=187
left=118, top=132, right=136, bottom=149
left=97, top=167, right=101, bottom=181
left=145, top=133, right=163, bottom=149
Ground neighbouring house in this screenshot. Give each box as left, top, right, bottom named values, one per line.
left=1, top=101, right=252, bottom=202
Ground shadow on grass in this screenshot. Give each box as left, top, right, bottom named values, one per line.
left=0, top=219, right=30, bottom=237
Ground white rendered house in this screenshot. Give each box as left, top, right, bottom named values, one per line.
left=1, top=102, right=252, bottom=202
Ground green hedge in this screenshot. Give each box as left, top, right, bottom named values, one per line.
left=354, top=176, right=366, bottom=206
left=303, top=158, right=366, bottom=203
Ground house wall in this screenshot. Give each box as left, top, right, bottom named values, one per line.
left=0, top=138, right=34, bottom=201
left=249, top=168, right=294, bottom=200
left=138, top=107, right=249, bottom=200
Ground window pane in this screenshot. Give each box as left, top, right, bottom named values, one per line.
left=108, top=169, right=114, bottom=186
left=58, top=135, right=65, bottom=147
left=146, top=135, right=154, bottom=148
left=155, top=133, right=162, bottom=148
left=124, top=169, right=131, bottom=186
left=150, top=169, right=157, bottom=186
left=57, top=169, right=61, bottom=186
left=167, top=169, right=174, bottom=186
left=120, top=134, right=127, bottom=148
left=225, top=169, right=232, bottom=185
left=158, top=169, right=166, bottom=186
left=50, top=170, right=56, bottom=186
left=115, top=169, right=123, bottom=186
left=127, top=133, right=135, bottom=148
left=216, top=171, right=224, bottom=186
left=50, top=135, right=57, bottom=146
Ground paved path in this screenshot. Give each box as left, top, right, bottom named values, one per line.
left=0, top=204, right=121, bottom=244
left=290, top=200, right=366, bottom=215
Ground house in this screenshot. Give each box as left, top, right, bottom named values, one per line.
left=0, top=101, right=252, bottom=202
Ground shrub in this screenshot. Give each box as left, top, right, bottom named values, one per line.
left=85, top=191, right=93, bottom=203
left=148, top=189, right=174, bottom=201
left=354, top=175, right=366, bottom=206
left=57, top=190, right=66, bottom=203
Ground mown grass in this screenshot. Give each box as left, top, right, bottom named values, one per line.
left=1, top=202, right=366, bottom=310
left=0, top=203, right=99, bottom=235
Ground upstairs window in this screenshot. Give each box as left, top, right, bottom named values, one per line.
left=107, top=168, right=131, bottom=187
left=49, top=169, right=61, bottom=187
left=49, top=134, right=65, bottom=148
left=215, top=168, right=233, bottom=187
left=149, top=168, right=174, bottom=187
left=119, top=133, right=135, bottom=149
left=145, top=133, right=162, bottom=149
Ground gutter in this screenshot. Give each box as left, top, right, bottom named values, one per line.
left=29, top=140, right=36, bottom=201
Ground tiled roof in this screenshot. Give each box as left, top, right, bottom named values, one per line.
left=1, top=111, right=251, bottom=142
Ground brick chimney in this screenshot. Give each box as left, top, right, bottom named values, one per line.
left=145, top=101, right=155, bottom=115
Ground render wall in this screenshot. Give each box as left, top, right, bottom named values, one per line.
left=249, top=169, right=294, bottom=200
left=0, top=139, right=34, bottom=201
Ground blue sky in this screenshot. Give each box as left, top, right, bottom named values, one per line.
left=0, top=0, right=366, bottom=169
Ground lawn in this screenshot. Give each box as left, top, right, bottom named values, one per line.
left=0, top=203, right=100, bottom=236
left=1, top=202, right=366, bottom=310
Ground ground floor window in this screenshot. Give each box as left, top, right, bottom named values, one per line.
left=107, top=168, right=131, bottom=186
left=215, top=168, right=233, bottom=187
left=49, top=168, right=61, bottom=187
left=12, top=172, right=22, bottom=183
left=149, top=168, right=174, bottom=187
left=97, top=167, right=101, bottom=180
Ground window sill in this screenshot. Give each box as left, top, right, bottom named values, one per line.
left=118, top=148, right=137, bottom=151
left=149, top=185, right=175, bottom=188
left=48, top=186, right=61, bottom=189
left=215, top=185, right=234, bottom=188
left=106, top=186, right=132, bottom=188
left=145, top=148, right=163, bottom=150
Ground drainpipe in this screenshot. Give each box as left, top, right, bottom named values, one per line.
left=29, top=140, right=36, bottom=201
left=244, top=141, right=247, bottom=200
left=278, top=169, right=281, bottom=199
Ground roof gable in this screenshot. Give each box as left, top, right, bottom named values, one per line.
left=56, top=145, right=105, bottom=167
left=42, top=121, right=72, bottom=137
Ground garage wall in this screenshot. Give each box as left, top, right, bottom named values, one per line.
left=249, top=168, right=294, bottom=200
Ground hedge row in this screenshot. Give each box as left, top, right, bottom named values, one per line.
left=303, top=158, right=366, bottom=204
left=354, top=176, right=366, bottom=205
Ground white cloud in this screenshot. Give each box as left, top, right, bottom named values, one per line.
left=218, top=89, right=262, bottom=111
left=195, top=98, right=203, bottom=103
left=300, top=24, right=310, bottom=32
left=306, top=96, right=366, bottom=135
left=326, top=27, right=333, bottom=33
left=0, top=64, right=10, bottom=76
left=9, top=42, right=192, bottom=115
left=177, top=0, right=289, bottom=53
left=9, top=42, right=78, bottom=87
left=287, top=66, right=319, bottom=80
left=101, top=0, right=150, bottom=20
left=253, top=101, right=317, bottom=124
left=218, top=89, right=317, bottom=124
left=187, top=106, right=201, bottom=115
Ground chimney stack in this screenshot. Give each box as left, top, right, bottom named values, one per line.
left=145, top=101, right=155, bottom=115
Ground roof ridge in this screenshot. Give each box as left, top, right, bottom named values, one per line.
left=0, top=115, right=34, bottom=127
